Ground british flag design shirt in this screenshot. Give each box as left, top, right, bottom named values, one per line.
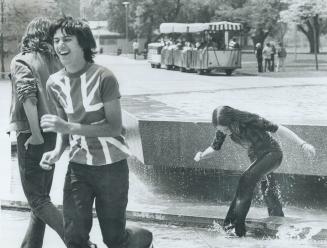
left=46, top=63, right=130, bottom=166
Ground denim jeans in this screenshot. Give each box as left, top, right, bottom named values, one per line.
left=17, top=132, right=65, bottom=248
left=264, top=59, right=271, bottom=72
left=224, top=150, right=284, bottom=236
left=63, top=160, right=153, bottom=248
left=257, top=58, right=263, bottom=72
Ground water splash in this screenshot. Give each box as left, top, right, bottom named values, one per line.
left=209, top=220, right=225, bottom=233
left=277, top=221, right=326, bottom=240
left=129, top=172, right=155, bottom=203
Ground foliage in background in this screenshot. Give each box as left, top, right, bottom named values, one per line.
left=2, top=0, right=327, bottom=61
left=2, top=0, right=61, bottom=57
left=57, top=0, right=81, bottom=18
left=1, top=0, right=81, bottom=72
left=281, top=0, right=327, bottom=53
left=212, top=0, right=287, bottom=47
left=84, top=0, right=290, bottom=48
left=84, top=0, right=218, bottom=43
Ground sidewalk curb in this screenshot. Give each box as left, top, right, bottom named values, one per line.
left=0, top=199, right=276, bottom=236
left=0, top=199, right=273, bottom=227
left=4, top=199, right=326, bottom=240
left=1, top=199, right=220, bottom=228
left=1, top=200, right=310, bottom=240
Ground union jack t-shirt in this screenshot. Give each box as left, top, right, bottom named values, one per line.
left=46, top=63, right=130, bottom=166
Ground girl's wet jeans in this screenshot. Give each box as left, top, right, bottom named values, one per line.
left=224, top=150, right=284, bottom=236
left=17, top=132, right=65, bottom=248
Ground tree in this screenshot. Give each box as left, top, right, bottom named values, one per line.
left=212, top=0, right=286, bottom=47
left=84, top=0, right=218, bottom=44
left=134, top=0, right=185, bottom=43
left=2, top=0, right=76, bottom=73
left=56, top=0, right=81, bottom=17
left=82, top=0, right=110, bottom=20
left=84, top=0, right=142, bottom=38
left=3, top=1, right=61, bottom=63
left=280, top=0, right=327, bottom=53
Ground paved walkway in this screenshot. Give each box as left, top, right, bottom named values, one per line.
left=2, top=206, right=327, bottom=247
left=96, top=55, right=327, bottom=97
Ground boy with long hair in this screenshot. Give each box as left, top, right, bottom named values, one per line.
left=9, top=17, right=65, bottom=248
left=40, top=16, right=153, bottom=248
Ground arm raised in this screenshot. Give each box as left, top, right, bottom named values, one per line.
left=276, top=125, right=316, bottom=159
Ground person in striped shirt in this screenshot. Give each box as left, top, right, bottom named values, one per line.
left=39, top=16, right=153, bottom=248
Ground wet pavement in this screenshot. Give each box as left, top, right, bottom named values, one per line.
left=2, top=208, right=327, bottom=248
left=1, top=55, right=327, bottom=247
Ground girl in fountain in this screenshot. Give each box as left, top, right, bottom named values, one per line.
left=194, top=106, right=315, bottom=237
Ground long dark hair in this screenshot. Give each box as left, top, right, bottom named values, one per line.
left=212, top=105, right=246, bottom=135
left=212, top=106, right=232, bottom=127
left=50, top=16, right=96, bottom=63
left=21, top=17, right=54, bottom=56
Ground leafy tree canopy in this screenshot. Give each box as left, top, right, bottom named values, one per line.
left=280, top=0, right=327, bottom=52
left=213, top=0, right=286, bottom=45
left=280, top=0, right=327, bottom=23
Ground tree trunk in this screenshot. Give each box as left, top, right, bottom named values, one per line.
left=312, top=15, right=320, bottom=54
left=145, top=15, right=154, bottom=47
left=307, top=30, right=320, bottom=54
left=277, top=22, right=287, bottom=44
left=251, top=30, right=269, bottom=48
left=311, top=15, right=319, bottom=70
left=297, top=16, right=320, bottom=54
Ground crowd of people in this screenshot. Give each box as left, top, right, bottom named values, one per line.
left=159, top=35, right=240, bottom=51
left=255, top=41, right=287, bottom=73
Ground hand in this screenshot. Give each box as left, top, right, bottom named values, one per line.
left=40, top=150, right=60, bottom=170
left=194, top=151, right=202, bottom=162
left=41, top=114, right=68, bottom=133
left=301, top=143, right=316, bottom=160
left=24, top=134, right=44, bottom=150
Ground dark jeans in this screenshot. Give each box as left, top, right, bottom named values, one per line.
left=63, top=160, right=153, bottom=248
left=134, top=49, right=139, bottom=59
left=17, top=132, right=65, bottom=248
left=264, top=59, right=271, bottom=72
left=224, top=151, right=284, bottom=229
left=257, top=58, right=263, bottom=72
left=270, top=55, right=275, bottom=71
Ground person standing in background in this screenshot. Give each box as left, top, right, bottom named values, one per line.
left=262, top=42, right=272, bottom=72
left=133, top=39, right=139, bottom=59
left=276, top=42, right=287, bottom=72
left=255, top=43, right=263, bottom=73
left=270, top=42, right=276, bottom=72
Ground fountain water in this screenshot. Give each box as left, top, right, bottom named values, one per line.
left=2, top=81, right=327, bottom=246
